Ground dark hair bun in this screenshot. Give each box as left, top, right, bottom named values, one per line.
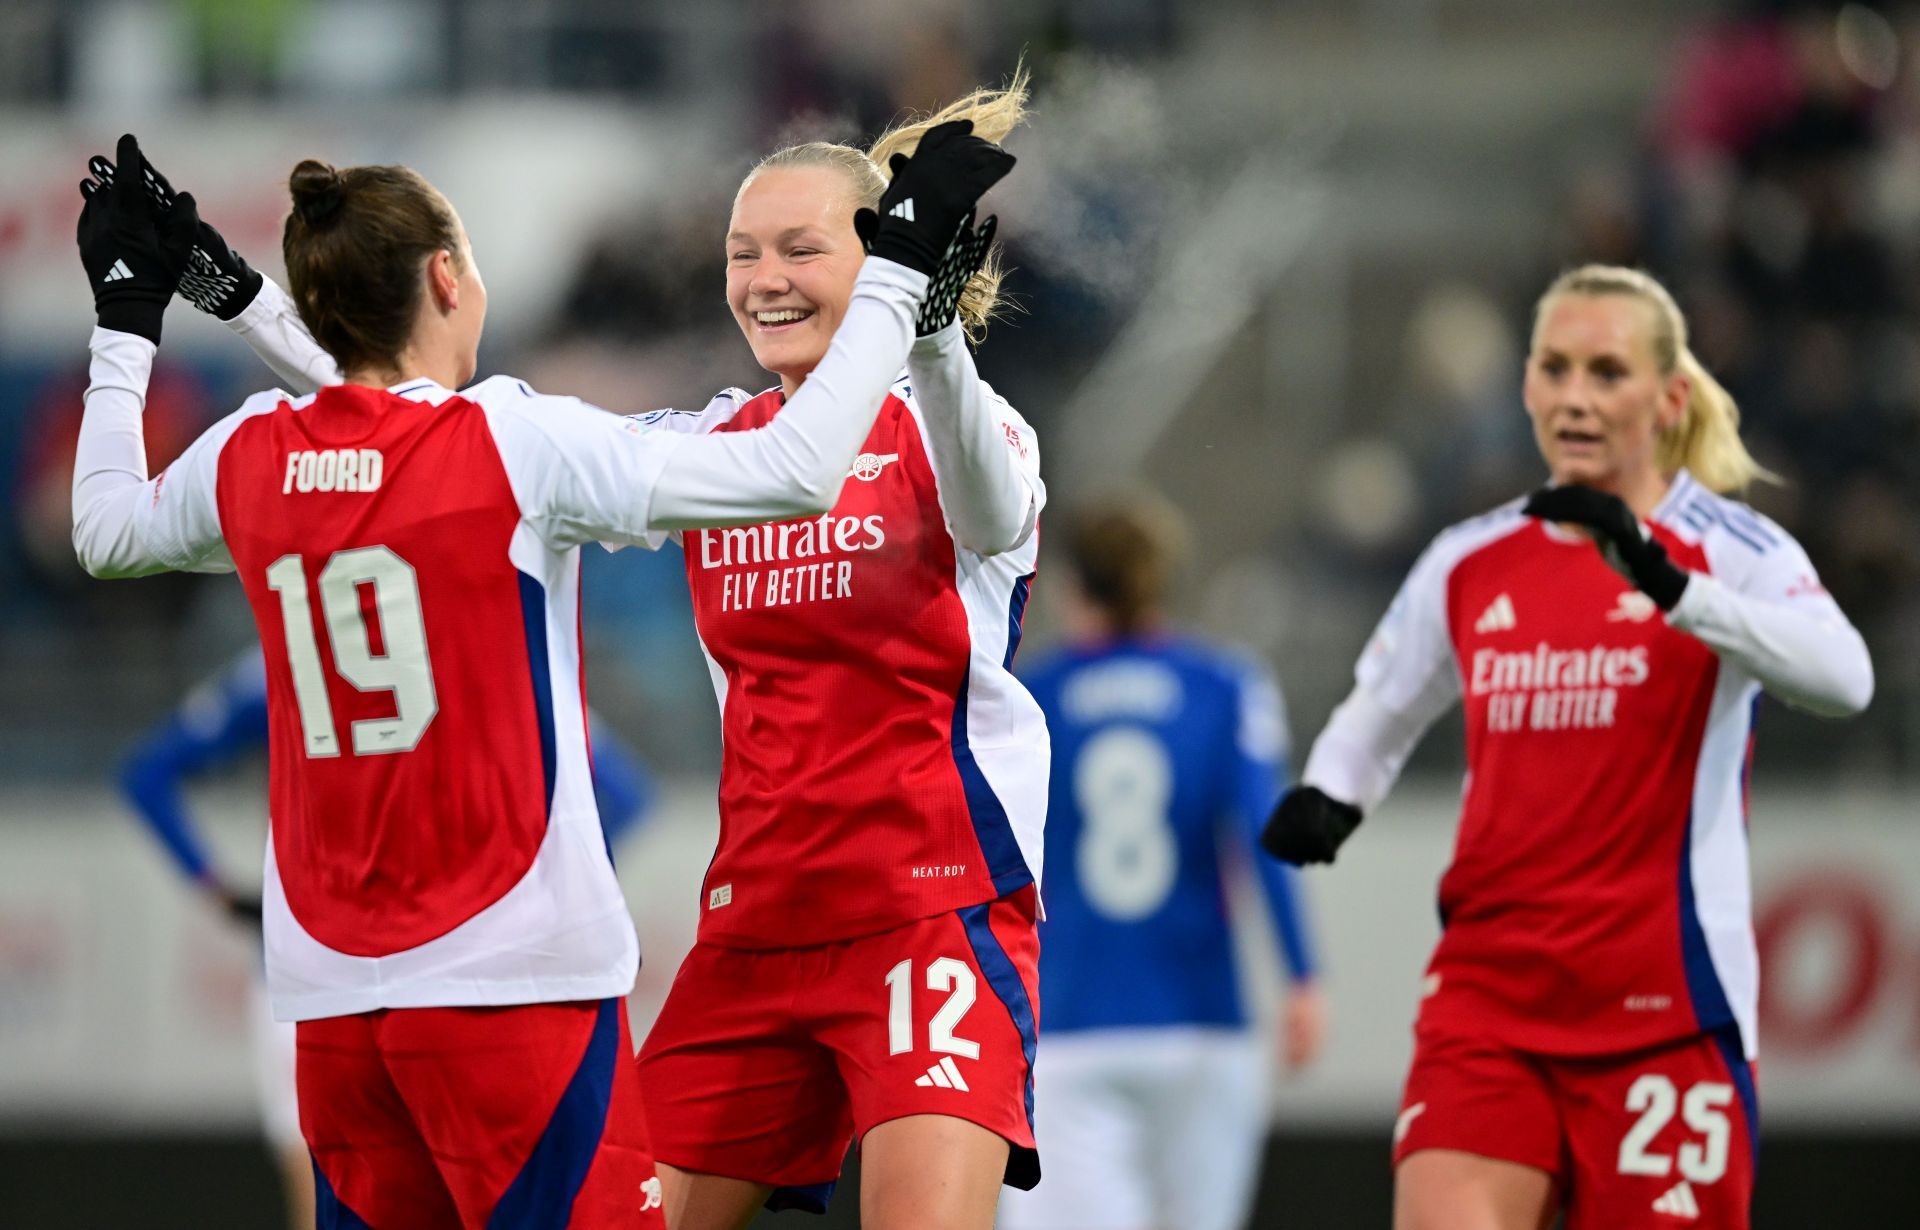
left=289, top=159, right=346, bottom=227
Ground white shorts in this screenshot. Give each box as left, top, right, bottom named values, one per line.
left=248, top=980, right=302, bottom=1152
left=997, top=1027, right=1269, bottom=1230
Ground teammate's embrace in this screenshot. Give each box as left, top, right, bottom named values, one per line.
left=1263, top=264, right=1874, bottom=1230
left=70, top=130, right=1007, bottom=1229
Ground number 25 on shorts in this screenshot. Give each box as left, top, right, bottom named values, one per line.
left=885, top=957, right=979, bottom=1057
left=1617, top=1074, right=1734, bottom=1184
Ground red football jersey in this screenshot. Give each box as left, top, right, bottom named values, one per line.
left=652, top=376, right=1048, bottom=947
left=131, top=375, right=709, bottom=1020
left=1321, top=473, right=1859, bottom=1058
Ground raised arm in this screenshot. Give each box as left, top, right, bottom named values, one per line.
left=72, top=137, right=243, bottom=579
left=643, top=258, right=927, bottom=527
left=907, top=321, right=1042, bottom=555
left=226, top=276, right=343, bottom=394
left=85, top=143, right=342, bottom=393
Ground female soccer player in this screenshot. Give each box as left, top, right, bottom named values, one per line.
left=1001, top=494, right=1325, bottom=1230
left=621, top=77, right=1049, bottom=1230
left=1262, top=264, right=1874, bottom=1230
left=71, top=130, right=1007, bottom=1229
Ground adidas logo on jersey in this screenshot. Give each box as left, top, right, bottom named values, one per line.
left=887, top=199, right=916, bottom=221
left=1474, top=593, right=1516, bottom=634
left=1651, top=1179, right=1699, bottom=1219
left=914, top=1055, right=970, bottom=1091
left=101, top=258, right=134, bottom=284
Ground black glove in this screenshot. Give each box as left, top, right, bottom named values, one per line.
left=82, top=144, right=263, bottom=321
left=858, top=202, right=998, bottom=337
left=856, top=119, right=1014, bottom=283
left=1260, top=786, right=1364, bottom=866
left=1522, top=485, right=1690, bottom=611
left=76, top=134, right=199, bottom=344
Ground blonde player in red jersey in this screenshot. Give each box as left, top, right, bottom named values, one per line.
left=71, top=131, right=1008, bottom=1229
left=1261, top=264, right=1874, bottom=1230
left=622, top=77, right=1048, bottom=1230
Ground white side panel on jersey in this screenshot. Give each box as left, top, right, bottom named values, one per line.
left=1687, top=665, right=1762, bottom=1058
left=949, top=521, right=1050, bottom=892
left=895, top=383, right=1052, bottom=892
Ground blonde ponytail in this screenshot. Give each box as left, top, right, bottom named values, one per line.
left=745, top=64, right=1030, bottom=343
left=1664, top=347, right=1769, bottom=493
left=1535, top=264, right=1775, bottom=494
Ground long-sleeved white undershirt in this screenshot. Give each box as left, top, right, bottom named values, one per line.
left=907, top=321, right=1040, bottom=555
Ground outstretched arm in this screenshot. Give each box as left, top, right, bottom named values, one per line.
left=84, top=143, right=341, bottom=393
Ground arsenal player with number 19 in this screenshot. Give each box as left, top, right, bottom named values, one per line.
left=1262, top=265, right=1873, bottom=1230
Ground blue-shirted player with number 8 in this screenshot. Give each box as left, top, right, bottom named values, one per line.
left=1003, top=493, right=1326, bottom=1230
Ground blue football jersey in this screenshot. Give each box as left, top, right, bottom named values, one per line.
left=1022, top=635, right=1318, bottom=1033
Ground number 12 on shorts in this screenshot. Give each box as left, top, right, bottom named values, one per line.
left=1617, top=1074, right=1734, bottom=1184
left=885, top=958, right=979, bottom=1058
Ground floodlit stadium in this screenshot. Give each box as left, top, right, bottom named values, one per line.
left=1, top=1, right=1915, bottom=1226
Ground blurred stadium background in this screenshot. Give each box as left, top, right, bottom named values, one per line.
left=2, top=0, right=1917, bottom=1224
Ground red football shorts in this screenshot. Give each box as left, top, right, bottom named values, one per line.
left=1393, top=1021, right=1758, bottom=1229
left=298, top=998, right=665, bottom=1229
left=635, top=889, right=1041, bottom=1208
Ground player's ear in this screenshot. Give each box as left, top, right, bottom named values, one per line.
left=426, top=249, right=460, bottom=313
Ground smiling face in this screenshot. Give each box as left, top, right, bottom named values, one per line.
left=726, top=165, right=868, bottom=395
left=1523, top=292, right=1687, bottom=497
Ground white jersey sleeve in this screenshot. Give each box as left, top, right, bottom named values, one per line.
left=907, top=320, right=1044, bottom=555
left=71, top=327, right=282, bottom=579
left=479, top=256, right=927, bottom=549
left=226, top=276, right=343, bottom=394
left=1664, top=491, right=1873, bottom=717
left=1302, top=509, right=1524, bottom=811
left=622, top=388, right=750, bottom=438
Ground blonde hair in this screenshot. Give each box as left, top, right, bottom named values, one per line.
left=1532, top=264, right=1774, bottom=494
left=746, top=65, right=1030, bottom=342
